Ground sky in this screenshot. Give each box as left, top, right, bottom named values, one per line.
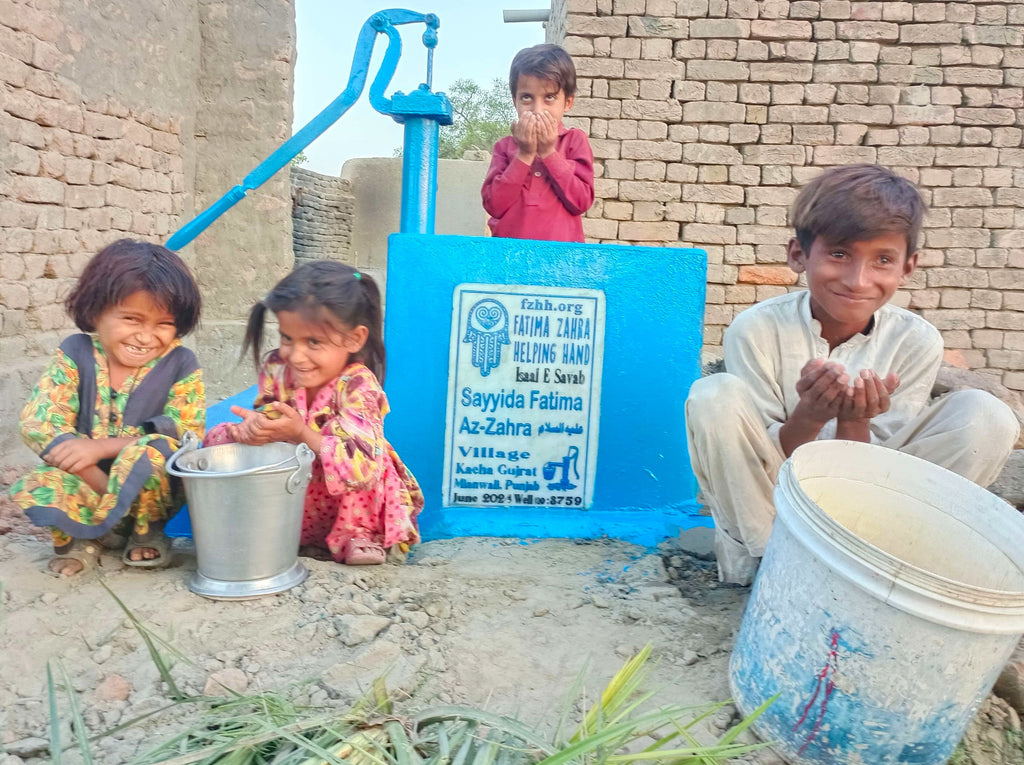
left=293, top=1, right=545, bottom=175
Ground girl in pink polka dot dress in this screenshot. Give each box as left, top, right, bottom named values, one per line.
left=204, top=262, right=423, bottom=565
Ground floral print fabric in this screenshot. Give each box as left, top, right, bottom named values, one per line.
left=204, top=354, right=423, bottom=561
left=10, top=336, right=205, bottom=546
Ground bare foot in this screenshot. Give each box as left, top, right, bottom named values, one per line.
left=128, top=546, right=159, bottom=562
left=48, top=557, right=84, bottom=576
left=48, top=540, right=99, bottom=576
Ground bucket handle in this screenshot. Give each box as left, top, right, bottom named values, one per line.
left=287, top=443, right=315, bottom=494
left=168, top=430, right=203, bottom=472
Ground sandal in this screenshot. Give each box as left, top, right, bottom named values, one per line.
left=123, top=522, right=172, bottom=569
left=96, top=517, right=133, bottom=550
left=48, top=539, right=101, bottom=578
left=344, top=539, right=386, bottom=566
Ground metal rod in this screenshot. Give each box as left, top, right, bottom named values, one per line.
left=502, top=9, right=550, bottom=22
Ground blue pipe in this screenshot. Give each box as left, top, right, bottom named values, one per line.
left=400, top=117, right=440, bottom=233
left=166, top=9, right=440, bottom=251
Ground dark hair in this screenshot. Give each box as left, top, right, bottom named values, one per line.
left=791, top=164, right=927, bottom=257
left=243, top=261, right=386, bottom=382
left=509, top=43, right=577, bottom=99
left=65, top=238, right=202, bottom=336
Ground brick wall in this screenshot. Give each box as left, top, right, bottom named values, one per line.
left=555, top=0, right=1024, bottom=392
left=291, top=167, right=355, bottom=268
left=0, top=0, right=294, bottom=467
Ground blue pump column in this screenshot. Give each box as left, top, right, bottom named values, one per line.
left=387, top=83, right=452, bottom=234
left=400, top=118, right=440, bottom=234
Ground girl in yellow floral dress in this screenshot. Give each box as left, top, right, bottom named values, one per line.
left=204, top=261, right=422, bottom=565
left=10, top=239, right=204, bottom=576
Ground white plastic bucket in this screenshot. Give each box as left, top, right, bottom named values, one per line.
left=730, top=440, right=1024, bottom=765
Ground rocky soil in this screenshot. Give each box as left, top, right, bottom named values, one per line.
left=2, top=447, right=1023, bottom=765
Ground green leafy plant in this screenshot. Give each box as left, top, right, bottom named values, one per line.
left=438, top=78, right=516, bottom=159
left=45, top=586, right=774, bottom=765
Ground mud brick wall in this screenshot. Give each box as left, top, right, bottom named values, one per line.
left=291, top=167, right=355, bottom=268
left=551, top=0, right=1024, bottom=392
left=0, top=0, right=295, bottom=467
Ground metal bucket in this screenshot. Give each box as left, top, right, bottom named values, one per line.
left=167, top=431, right=315, bottom=599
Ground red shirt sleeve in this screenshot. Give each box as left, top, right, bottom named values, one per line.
left=481, top=136, right=532, bottom=218
left=540, top=129, right=595, bottom=216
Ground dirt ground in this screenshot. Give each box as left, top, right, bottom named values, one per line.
left=0, top=493, right=1020, bottom=765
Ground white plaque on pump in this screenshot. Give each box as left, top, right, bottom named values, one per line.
left=443, top=283, right=605, bottom=509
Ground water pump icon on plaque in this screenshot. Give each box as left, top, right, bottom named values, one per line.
left=443, top=284, right=605, bottom=509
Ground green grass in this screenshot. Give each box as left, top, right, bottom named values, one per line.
left=44, top=584, right=775, bottom=765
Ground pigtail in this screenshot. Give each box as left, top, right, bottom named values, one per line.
left=354, top=273, right=387, bottom=383
left=241, top=300, right=270, bottom=371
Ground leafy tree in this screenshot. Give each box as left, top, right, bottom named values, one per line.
left=438, top=77, right=515, bottom=159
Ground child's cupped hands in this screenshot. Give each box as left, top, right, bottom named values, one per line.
left=794, top=359, right=850, bottom=425
left=512, top=114, right=538, bottom=159
left=838, top=369, right=900, bottom=423
left=227, top=402, right=305, bottom=445
left=534, top=111, right=559, bottom=157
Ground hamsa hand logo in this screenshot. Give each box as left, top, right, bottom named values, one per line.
left=464, top=298, right=509, bottom=377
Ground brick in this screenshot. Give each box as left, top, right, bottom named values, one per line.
left=934, top=146, right=998, bottom=167
left=835, top=21, right=898, bottom=40
left=837, top=83, right=870, bottom=104
left=890, top=105, right=954, bottom=125
left=618, top=221, right=679, bottom=241
left=964, top=26, right=1024, bottom=47
left=812, top=64, right=879, bottom=83
left=682, top=144, right=743, bottom=165
left=921, top=309, right=986, bottom=330
left=583, top=218, right=618, bottom=240
left=749, top=63, right=814, bottom=82
left=812, top=145, right=877, bottom=164
left=737, top=265, right=798, bottom=285
left=925, top=228, right=993, bottom=250
left=618, top=181, right=681, bottom=202
left=749, top=20, right=813, bottom=39
left=689, top=19, right=751, bottom=38
left=955, top=108, right=1016, bottom=126
left=65, top=186, right=106, bottom=208
left=567, top=15, right=627, bottom=36
left=683, top=223, right=737, bottom=244
left=944, top=67, right=1004, bottom=87
left=685, top=61, right=749, bottom=81
left=769, top=105, right=829, bottom=123
left=646, top=0, right=676, bottom=12
left=737, top=225, right=791, bottom=245
left=676, top=0, right=709, bottom=15
left=816, top=40, right=850, bottom=60
left=828, top=104, right=891, bottom=123
left=623, top=59, right=685, bottom=80
left=574, top=58, right=625, bottom=78
left=641, top=38, right=673, bottom=60
left=621, top=140, right=682, bottom=162
left=682, top=184, right=744, bottom=203
left=626, top=16, right=689, bottom=38
left=14, top=176, right=63, bottom=204
left=899, top=24, right=962, bottom=45
left=849, top=42, right=880, bottom=63
left=682, top=101, right=746, bottom=123
left=742, top=145, right=806, bottom=165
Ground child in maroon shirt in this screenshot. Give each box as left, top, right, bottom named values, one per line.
left=482, top=44, right=595, bottom=242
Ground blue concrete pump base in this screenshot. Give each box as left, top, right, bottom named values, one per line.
left=384, top=234, right=709, bottom=547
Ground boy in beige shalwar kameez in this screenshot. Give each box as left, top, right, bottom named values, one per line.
left=686, top=165, right=1020, bottom=585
